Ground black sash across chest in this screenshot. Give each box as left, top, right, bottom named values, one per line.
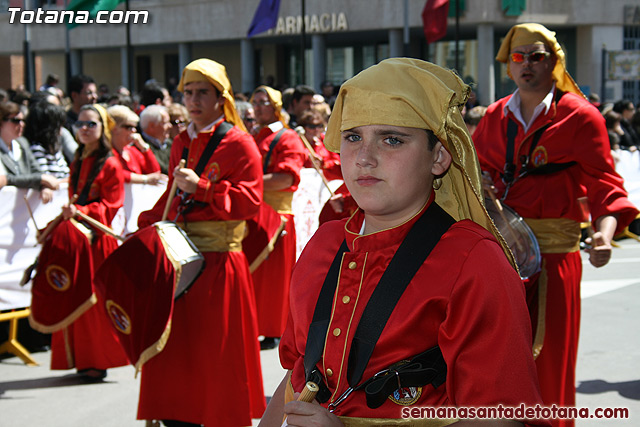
left=303, top=202, right=454, bottom=407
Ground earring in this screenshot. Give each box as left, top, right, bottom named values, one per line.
left=433, top=177, right=442, bottom=190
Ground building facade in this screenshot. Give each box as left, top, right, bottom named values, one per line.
left=1, top=0, right=638, bottom=105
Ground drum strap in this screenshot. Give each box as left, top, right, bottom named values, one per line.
left=177, top=121, right=233, bottom=219
left=501, top=90, right=575, bottom=198
left=304, top=202, right=454, bottom=408
left=263, top=128, right=286, bottom=174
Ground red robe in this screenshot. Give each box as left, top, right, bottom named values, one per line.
left=114, top=144, right=161, bottom=183
left=50, top=155, right=129, bottom=371
left=280, top=197, right=548, bottom=425
left=473, top=89, right=638, bottom=426
left=136, top=122, right=266, bottom=426
left=249, top=125, right=306, bottom=338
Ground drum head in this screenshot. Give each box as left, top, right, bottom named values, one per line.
left=485, top=199, right=541, bottom=280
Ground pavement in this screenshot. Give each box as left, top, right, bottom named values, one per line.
left=1, top=238, right=639, bottom=426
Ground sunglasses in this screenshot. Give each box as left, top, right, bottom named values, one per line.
left=304, top=124, right=324, bottom=129
left=510, top=51, right=550, bottom=63
left=73, top=120, right=99, bottom=129
left=4, top=117, right=25, bottom=124
left=172, top=119, right=187, bottom=126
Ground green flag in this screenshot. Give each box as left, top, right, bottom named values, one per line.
left=66, top=0, right=125, bottom=29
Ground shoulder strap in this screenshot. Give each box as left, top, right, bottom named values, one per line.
left=303, top=203, right=455, bottom=392
left=263, top=128, right=287, bottom=174
left=181, top=121, right=233, bottom=177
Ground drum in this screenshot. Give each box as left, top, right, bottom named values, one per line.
left=244, top=202, right=286, bottom=273
left=154, top=221, right=205, bottom=299
left=485, top=198, right=541, bottom=280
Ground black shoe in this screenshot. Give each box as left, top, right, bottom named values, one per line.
left=162, top=420, right=202, bottom=427
left=78, top=368, right=107, bottom=381
left=260, top=337, right=280, bottom=350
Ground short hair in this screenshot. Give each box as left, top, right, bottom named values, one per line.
left=604, top=110, right=622, bottom=129
left=0, top=101, right=21, bottom=122
left=613, top=99, right=634, bottom=114
left=298, top=109, right=324, bottom=127
left=139, top=104, right=167, bottom=130
left=464, top=106, right=488, bottom=127
left=45, top=74, right=60, bottom=86
left=68, top=74, right=95, bottom=96
left=167, top=102, right=189, bottom=122
left=140, top=82, right=165, bottom=107
left=107, top=104, right=140, bottom=126
left=292, top=84, right=315, bottom=103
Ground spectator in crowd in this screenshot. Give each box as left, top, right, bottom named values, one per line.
left=286, top=84, right=315, bottom=128
left=167, top=102, right=189, bottom=140
left=0, top=101, right=60, bottom=203
left=311, top=93, right=332, bottom=123
left=588, top=92, right=601, bottom=110
left=97, top=83, right=110, bottom=103
left=320, top=80, right=337, bottom=107
left=604, top=110, right=625, bottom=151
left=298, top=109, right=341, bottom=181
left=66, top=74, right=98, bottom=131
left=28, top=90, right=78, bottom=165
left=139, top=81, right=172, bottom=112
left=39, top=73, right=64, bottom=102
left=249, top=85, right=307, bottom=350
left=464, top=105, right=488, bottom=136
left=612, top=99, right=640, bottom=150
left=56, top=103, right=128, bottom=380
left=23, top=100, right=70, bottom=180
left=139, top=104, right=173, bottom=174
left=0, top=88, right=8, bottom=103
left=107, top=105, right=164, bottom=185
left=236, top=100, right=257, bottom=135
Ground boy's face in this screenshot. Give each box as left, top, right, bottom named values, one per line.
left=183, top=81, right=224, bottom=130
left=340, top=124, right=450, bottom=230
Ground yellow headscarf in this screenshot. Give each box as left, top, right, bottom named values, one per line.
left=250, top=85, right=287, bottom=126
left=324, top=58, right=516, bottom=269
left=496, top=23, right=584, bottom=97
left=177, top=58, right=247, bottom=132
left=91, top=103, right=115, bottom=147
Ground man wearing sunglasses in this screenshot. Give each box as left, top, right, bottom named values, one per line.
left=473, top=24, right=638, bottom=427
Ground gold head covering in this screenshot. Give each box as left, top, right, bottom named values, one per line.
left=91, top=103, right=115, bottom=146
left=324, top=58, right=516, bottom=269
left=496, top=23, right=584, bottom=97
left=177, top=58, right=247, bottom=132
left=250, top=85, right=287, bottom=125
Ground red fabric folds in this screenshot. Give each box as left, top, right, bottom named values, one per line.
left=422, top=0, right=449, bottom=43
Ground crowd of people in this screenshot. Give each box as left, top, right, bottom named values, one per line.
left=1, top=21, right=639, bottom=427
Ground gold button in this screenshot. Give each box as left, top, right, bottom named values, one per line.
left=342, top=295, right=351, bottom=304
left=326, top=368, right=334, bottom=377
left=333, top=328, right=341, bottom=337
left=348, top=261, right=357, bottom=270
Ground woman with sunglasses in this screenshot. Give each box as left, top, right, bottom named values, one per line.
left=107, top=105, right=165, bottom=185
left=0, top=101, right=61, bottom=203
left=298, top=109, right=341, bottom=181
left=51, top=103, right=128, bottom=380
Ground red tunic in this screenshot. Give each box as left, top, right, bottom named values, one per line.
left=280, top=198, right=548, bottom=425
left=50, top=155, right=128, bottom=371
left=114, top=145, right=161, bottom=183
left=136, top=122, right=266, bottom=426
left=473, top=90, right=638, bottom=426
left=249, top=125, right=306, bottom=337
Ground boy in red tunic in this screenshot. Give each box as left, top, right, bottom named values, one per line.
left=259, top=59, right=549, bottom=426
left=136, top=59, right=265, bottom=427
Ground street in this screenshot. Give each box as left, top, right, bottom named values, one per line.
left=1, top=238, right=638, bottom=426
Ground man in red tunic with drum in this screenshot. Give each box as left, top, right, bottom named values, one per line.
left=473, top=23, right=638, bottom=427
left=136, top=58, right=266, bottom=427
left=248, top=86, right=306, bottom=350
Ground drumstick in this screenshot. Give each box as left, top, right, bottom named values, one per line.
left=162, top=159, right=186, bottom=221
left=75, top=211, right=125, bottom=242
left=294, top=127, right=336, bottom=198
left=23, top=195, right=39, bottom=231
left=281, top=382, right=320, bottom=427
left=37, top=194, right=78, bottom=244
